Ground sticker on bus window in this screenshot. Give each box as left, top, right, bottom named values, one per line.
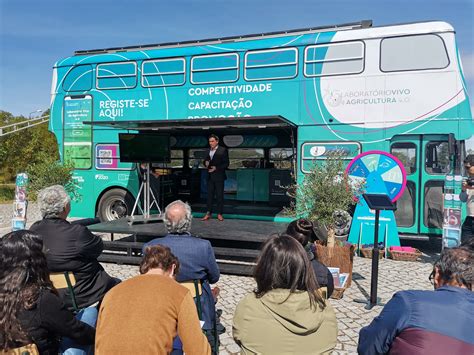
left=95, top=144, right=133, bottom=170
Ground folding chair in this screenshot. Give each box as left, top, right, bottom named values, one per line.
left=180, top=280, right=219, bottom=354
left=319, top=286, right=328, bottom=300
left=49, top=272, right=79, bottom=312
left=0, top=343, right=39, bottom=355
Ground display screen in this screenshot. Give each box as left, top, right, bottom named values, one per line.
left=119, top=133, right=171, bottom=163
left=363, top=194, right=396, bottom=210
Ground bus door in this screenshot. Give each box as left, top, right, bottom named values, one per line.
left=391, top=135, right=449, bottom=236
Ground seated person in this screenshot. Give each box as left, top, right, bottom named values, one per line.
left=286, top=219, right=334, bottom=298
left=95, top=245, right=210, bottom=355
left=0, top=230, right=95, bottom=354
left=358, top=247, right=474, bottom=355
left=143, top=200, right=220, bottom=346
left=30, top=186, right=119, bottom=332
left=233, top=235, right=338, bottom=354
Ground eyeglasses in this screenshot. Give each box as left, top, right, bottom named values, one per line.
left=428, top=270, right=435, bottom=285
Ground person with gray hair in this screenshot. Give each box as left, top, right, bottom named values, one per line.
left=30, top=185, right=119, bottom=355
left=37, top=184, right=71, bottom=219
left=358, top=247, right=474, bottom=354
left=143, top=200, right=221, bottom=353
left=163, top=200, right=193, bottom=234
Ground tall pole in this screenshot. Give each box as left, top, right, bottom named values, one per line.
left=144, top=163, right=150, bottom=219
left=369, top=209, right=380, bottom=308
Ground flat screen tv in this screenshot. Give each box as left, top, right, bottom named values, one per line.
left=119, top=133, right=171, bottom=163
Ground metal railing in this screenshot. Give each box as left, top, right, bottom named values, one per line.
left=0, top=114, right=50, bottom=137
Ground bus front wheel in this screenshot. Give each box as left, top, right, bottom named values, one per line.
left=97, top=188, right=134, bottom=222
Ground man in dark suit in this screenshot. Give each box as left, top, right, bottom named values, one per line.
left=143, top=200, right=220, bottom=352
left=203, top=134, right=229, bottom=221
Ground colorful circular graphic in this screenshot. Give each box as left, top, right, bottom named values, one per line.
left=345, top=150, right=407, bottom=202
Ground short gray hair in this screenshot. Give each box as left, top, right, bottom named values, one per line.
left=38, top=185, right=71, bottom=218
left=163, top=200, right=192, bottom=234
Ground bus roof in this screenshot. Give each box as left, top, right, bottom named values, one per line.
left=74, top=20, right=372, bottom=56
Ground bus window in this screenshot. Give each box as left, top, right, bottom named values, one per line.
left=63, top=96, right=92, bottom=169
left=169, top=149, right=184, bottom=168
left=425, top=141, right=450, bottom=175
left=191, top=53, right=239, bottom=84
left=391, top=142, right=417, bottom=174
left=142, top=58, right=185, bottom=87
left=380, top=34, right=449, bottom=72
left=96, top=62, right=137, bottom=89
left=188, top=149, right=208, bottom=169
left=95, top=144, right=133, bottom=170
left=245, top=48, right=298, bottom=81
left=62, top=65, right=93, bottom=92
left=395, top=181, right=416, bottom=227
left=424, top=180, right=444, bottom=229
left=270, top=148, right=293, bottom=169
left=304, top=41, right=364, bottom=77
left=229, top=148, right=264, bottom=170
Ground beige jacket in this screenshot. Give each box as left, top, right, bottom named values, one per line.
left=233, top=289, right=338, bottom=354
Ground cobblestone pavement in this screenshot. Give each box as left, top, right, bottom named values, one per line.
left=1, top=203, right=438, bottom=354
left=102, top=253, right=436, bottom=355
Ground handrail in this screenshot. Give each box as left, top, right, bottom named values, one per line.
left=0, top=115, right=50, bottom=137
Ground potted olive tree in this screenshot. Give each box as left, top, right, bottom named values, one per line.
left=288, top=152, right=363, bottom=288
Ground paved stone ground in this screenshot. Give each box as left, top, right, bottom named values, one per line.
left=1, top=203, right=439, bottom=354
left=101, top=253, right=436, bottom=355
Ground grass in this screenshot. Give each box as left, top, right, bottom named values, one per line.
left=0, top=184, right=15, bottom=203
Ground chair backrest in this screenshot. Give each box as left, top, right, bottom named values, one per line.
left=49, top=272, right=79, bottom=312
left=318, top=287, right=328, bottom=300
left=180, top=280, right=203, bottom=320
left=0, top=343, right=39, bottom=355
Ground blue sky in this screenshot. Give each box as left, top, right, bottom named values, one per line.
left=0, top=0, right=473, bottom=117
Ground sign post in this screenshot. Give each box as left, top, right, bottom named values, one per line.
left=354, top=193, right=396, bottom=309
left=12, top=173, right=29, bottom=231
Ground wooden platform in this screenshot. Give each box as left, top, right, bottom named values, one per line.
left=89, top=217, right=287, bottom=275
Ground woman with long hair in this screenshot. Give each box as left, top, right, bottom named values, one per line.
left=286, top=218, right=334, bottom=298
left=0, top=230, right=94, bottom=354
left=233, top=234, right=337, bottom=354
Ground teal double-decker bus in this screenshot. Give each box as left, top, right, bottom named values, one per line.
left=50, top=20, right=472, bottom=239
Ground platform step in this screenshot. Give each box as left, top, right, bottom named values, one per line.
left=98, top=253, right=254, bottom=276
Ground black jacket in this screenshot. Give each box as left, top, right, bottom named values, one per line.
left=204, top=145, right=229, bottom=181
left=16, top=288, right=95, bottom=355
left=311, top=259, right=334, bottom=298
left=30, top=218, right=118, bottom=309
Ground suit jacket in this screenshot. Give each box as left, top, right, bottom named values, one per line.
left=30, top=218, right=118, bottom=309
left=143, top=234, right=220, bottom=330
left=204, top=145, right=229, bottom=181
left=358, top=286, right=474, bottom=355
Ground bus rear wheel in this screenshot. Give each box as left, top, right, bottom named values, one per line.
left=97, top=188, right=134, bottom=222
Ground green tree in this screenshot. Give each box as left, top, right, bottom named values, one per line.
left=0, top=110, right=58, bottom=183
left=288, top=153, right=363, bottom=247
left=26, top=152, right=77, bottom=201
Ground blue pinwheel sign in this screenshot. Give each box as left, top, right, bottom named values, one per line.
left=346, top=151, right=407, bottom=248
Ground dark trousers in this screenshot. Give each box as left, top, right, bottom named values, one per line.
left=207, top=179, right=224, bottom=215
left=461, top=216, right=474, bottom=245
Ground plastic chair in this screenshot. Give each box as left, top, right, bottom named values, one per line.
left=0, top=343, right=39, bottom=355
left=49, top=272, right=79, bottom=312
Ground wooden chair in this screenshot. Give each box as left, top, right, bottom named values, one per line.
left=0, top=343, right=39, bottom=355
left=180, top=280, right=203, bottom=319
left=319, top=286, right=328, bottom=300
left=180, top=280, right=219, bottom=354
left=49, top=272, right=79, bottom=312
